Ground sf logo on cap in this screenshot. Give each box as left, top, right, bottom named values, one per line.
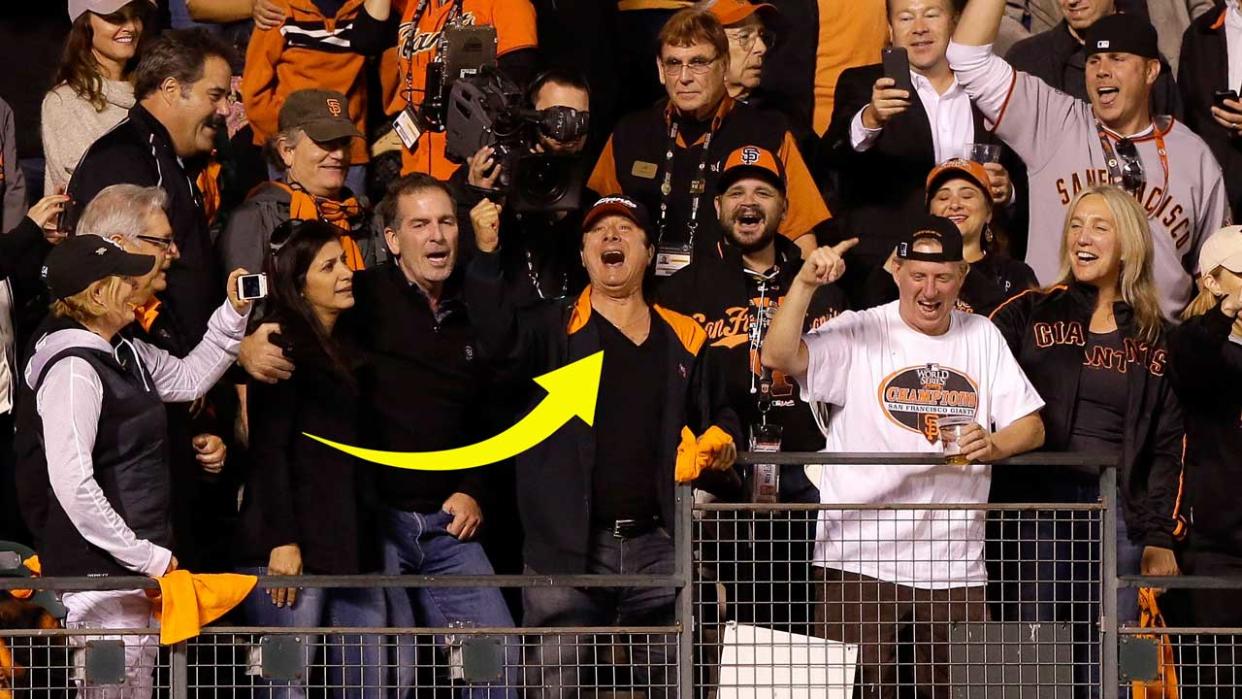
left=326, top=98, right=343, bottom=117
left=740, top=146, right=761, bottom=165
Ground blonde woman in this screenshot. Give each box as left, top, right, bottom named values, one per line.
left=1166, top=226, right=1242, bottom=678
left=989, top=185, right=1183, bottom=680
left=16, top=235, right=250, bottom=698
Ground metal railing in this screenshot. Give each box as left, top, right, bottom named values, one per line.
left=2, top=452, right=1241, bottom=697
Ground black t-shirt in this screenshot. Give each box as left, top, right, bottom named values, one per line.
left=591, top=311, right=668, bottom=524
left=1069, top=329, right=1128, bottom=451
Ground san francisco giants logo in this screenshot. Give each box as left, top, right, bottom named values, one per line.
left=325, top=98, right=343, bottom=117
left=740, top=146, right=761, bottom=164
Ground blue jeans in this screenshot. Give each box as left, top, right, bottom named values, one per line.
left=384, top=509, right=518, bottom=699
left=522, top=527, right=677, bottom=699
left=1007, top=483, right=1144, bottom=698
left=237, top=568, right=387, bottom=698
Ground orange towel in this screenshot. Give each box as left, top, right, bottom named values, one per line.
left=10, top=556, right=40, bottom=600
left=154, top=571, right=257, bottom=645
left=675, top=425, right=735, bottom=483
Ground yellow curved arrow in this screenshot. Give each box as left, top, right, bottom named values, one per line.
left=303, top=351, right=604, bottom=471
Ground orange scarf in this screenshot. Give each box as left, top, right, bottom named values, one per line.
left=274, top=182, right=367, bottom=271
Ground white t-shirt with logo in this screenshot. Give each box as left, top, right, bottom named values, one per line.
left=799, top=301, right=1044, bottom=589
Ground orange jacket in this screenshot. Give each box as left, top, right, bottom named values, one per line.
left=378, top=0, right=537, bottom=178
left=242, top=0, right=370, bottom=163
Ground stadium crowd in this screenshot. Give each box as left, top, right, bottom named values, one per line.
left=1, top=0, right=1241, bottom=696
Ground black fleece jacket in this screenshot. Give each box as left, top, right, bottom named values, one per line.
left=990, top=282, right=1185, bottom=548
left=1167, top=302, right=1242, bottom=555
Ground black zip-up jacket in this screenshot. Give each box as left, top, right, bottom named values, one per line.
left=990, top=283, right=1185, bottom=548
left=1167, top=302, right=1242, bottom=555
left=67, top=104, right=223, bottom=348
left=465, top=250, right=742, bottom=574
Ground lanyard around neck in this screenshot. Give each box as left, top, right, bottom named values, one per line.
left=656, top=116, right=717, bottom=248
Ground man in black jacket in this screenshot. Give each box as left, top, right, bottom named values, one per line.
left=345, top=173, right=519, bottom=693
left=825, top=0, right=1017, bottom=303
left=466, top=193, right=740, bottom=696
left=1179, top=3, right=1242, bottom=215
left=1006, top=0, right=1182, bottom=116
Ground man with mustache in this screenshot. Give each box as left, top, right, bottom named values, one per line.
left=466, top=193, right=741, bottom=696
left=657, top=145, right=847, bottom=632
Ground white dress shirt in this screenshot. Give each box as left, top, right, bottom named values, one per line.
left=1227, top=0, right=1242, bottom=96
left=850, top=69, right=977, bottom=163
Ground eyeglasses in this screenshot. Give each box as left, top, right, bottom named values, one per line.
left=725, top=28, right=776, bottom=51
left=135, top=235, right=174, bottom=250
left=660, top=55, right=719, bottom=77
left=1114, top=138, right=1146, bottom=193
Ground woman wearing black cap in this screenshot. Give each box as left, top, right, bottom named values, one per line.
left=19, top=237, right=250, bottom=698
left=989, top=184, right=1182, bottom=686
left=863, top=158, right=1036, bottom=315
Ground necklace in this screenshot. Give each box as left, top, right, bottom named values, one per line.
left=524, top=247, right=568, bottom=300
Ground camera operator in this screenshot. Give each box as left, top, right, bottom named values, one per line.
left=456, top=69, right=592, bottom=307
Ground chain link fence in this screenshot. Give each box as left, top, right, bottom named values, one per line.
left=4, top=454, right=1242, bottom=697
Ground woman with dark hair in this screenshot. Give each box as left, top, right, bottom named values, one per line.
left=863, top=159, right=1036, bottom=314
left=234, top=219, right=385, bottom=698
left=42, top=0, right=154, bottom=194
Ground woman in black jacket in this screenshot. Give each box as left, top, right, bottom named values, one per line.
left=989, top=185, right=1183, bottom=670
left=235, top=219, right=384, bottom=698
left=1167, top=226, right=1242, bottom=686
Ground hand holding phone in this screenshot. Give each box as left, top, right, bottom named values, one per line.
left=864, top=48, right=915, bottom=130
left=1212, top=89, right=1242, bottom=133
left=237, top=273, right=268, bottom=301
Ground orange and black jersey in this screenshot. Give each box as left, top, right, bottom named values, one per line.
left=656, top=236, right=847, bottom=497
left=760, top=0, right=887, bottom=138
left=589, top=97, right=830, bottom=257
left=242, top=0, right=372, bottom=163
left=353, top=0, right=538, bottom=179
left=989, top=282, right=1186, bottom=548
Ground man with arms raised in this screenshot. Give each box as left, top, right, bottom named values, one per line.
left=947, top=0, right=1229, bottom=318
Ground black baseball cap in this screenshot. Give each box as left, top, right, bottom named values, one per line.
left=718, top=145, right=787, bottom=194
left=895, top=215, right=964, bottom=263
left=1084, top=14, right=1160, bottom=60
left=581, top=195, right=652, bottom=234
left=278, top=89, right=363, bottom=143
left=42, top=236, right=156, bottom=300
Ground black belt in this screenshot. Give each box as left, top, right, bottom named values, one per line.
left=598, top=517, right=662, bottom=539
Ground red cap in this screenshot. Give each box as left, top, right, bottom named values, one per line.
left=718, top=145, right=786, bottom=193
left=703, top=0, right=775, bottom=25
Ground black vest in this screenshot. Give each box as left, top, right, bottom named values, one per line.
left=15, top=330, right=171, bottom=577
